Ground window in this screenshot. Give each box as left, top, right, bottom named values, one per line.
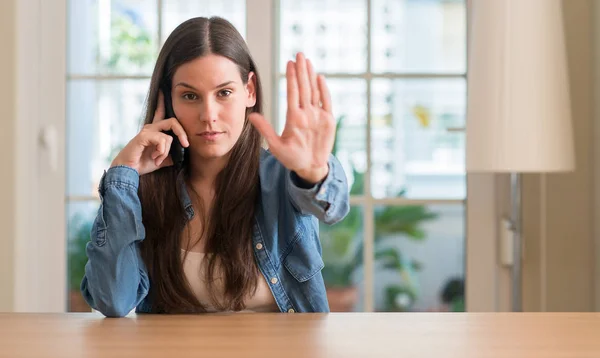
left=66, top=0, right=469, bottom=313
left=277, top=0, right=467, bottom=311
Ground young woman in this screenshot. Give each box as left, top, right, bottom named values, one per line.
left=81, top=16, right=349, bottom=317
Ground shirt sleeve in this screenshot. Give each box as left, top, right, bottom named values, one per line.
left=80, top=165, right=150, bottom=317
left=286, top=154, right=350, bottom=225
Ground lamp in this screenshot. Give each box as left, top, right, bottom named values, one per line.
left=466, top=0, right=575, bottom=311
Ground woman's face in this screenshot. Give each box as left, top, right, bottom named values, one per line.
left=170, top=54, right=256, bottom=161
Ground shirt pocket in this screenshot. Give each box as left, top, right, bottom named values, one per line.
left=283, top=228, right=324, bottom=282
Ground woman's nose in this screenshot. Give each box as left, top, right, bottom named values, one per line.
left=200, top=100, right=218, bottom=123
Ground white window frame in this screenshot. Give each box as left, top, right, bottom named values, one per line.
left=14, top=0, right=500, bottom=312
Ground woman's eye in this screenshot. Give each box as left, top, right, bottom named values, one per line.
left=218, top=89, right=232, bottom=97
left=183, top=93, right=198, bottom=101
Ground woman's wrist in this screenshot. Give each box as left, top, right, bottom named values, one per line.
left=294, top=165, right=329, bottom=185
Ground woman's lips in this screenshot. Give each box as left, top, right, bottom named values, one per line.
left=197, top=131, right=224, bottom=140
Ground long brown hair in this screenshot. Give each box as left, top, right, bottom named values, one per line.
left=138, top=17, right=263, bottom=313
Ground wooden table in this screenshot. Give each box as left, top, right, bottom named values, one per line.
left=1, top=312, right=599, bottom=357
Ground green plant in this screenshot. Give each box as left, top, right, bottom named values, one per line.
left=99, top=12, right=155, bottom=73
left=67, top=214, right=93, bottom=292
left=320, top=115, right=438, bottom=311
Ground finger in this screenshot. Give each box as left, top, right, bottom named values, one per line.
left=153, top=118, right=189, bottom=147
left=286, top=61, right=299, bottom=109
left=248, top=113, right=282, bottom=150
left=317, top=75, right=332, bottom=113
left=154, top=137, right=167, bottom=167
left=151, top=149, right=161, bottom=160
left=295, top=53, right=311, bottom=108
left=157, top=136, right=173, bottom=166
left=153, top=91, right=166, bottom=124
left=150, top=148, right=162, bottom=163
left=140, top=131, right=171, bottom=154
left=151, top=137, right=166, bottom=162
left=307, top=59, right=320, bottom=106
left=158, top=156, right=174, bottom=168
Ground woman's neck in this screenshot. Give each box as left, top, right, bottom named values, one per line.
left=187, top=153, right=229, bottom=191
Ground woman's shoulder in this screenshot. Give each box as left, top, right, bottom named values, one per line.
left=257, top=148, right=293, bottom=197
left=259, top=147, right=281, bottom=166
left=258, top=148, right=287, bottom=179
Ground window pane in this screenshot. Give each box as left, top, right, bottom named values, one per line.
left=370, top=78, right=466, bottom=199
left=67, top=79, right=150, bottom=197
left=320, top=206, right=364, bottom=312
left=278, top=78, right=366, bottom=194
left=68, top=0, right=158, bottom=75
left=67, top=201, right=100, bottom=312
left=371, top=0, right=466, bottom=73
left=279, top=0, right=367, bottom=74
left=162, top=0, right=246, bottom=41
left=373, top=204, right=464, bottom=312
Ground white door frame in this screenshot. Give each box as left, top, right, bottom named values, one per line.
left=13, top=0, right=67, bottom=312
left=465, top=174, right=500, bottom=311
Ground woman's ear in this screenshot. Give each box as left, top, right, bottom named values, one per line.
left=245, top=72, right=257, bottom=108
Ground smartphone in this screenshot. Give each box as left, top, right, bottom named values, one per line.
left=162, top=89, right=185, bottom=169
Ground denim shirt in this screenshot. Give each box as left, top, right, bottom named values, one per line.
left=81, top=149, right=350, bottom=317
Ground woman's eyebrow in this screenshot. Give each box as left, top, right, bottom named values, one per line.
left=213, top=80, right=235, bottom=89
left=174, top=81, right=235, bottom=91
left=174, top=82, right=197, bottom=90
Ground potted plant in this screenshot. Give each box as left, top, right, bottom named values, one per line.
left=321, top=116, right=438, bottom=311
left=67, top=214, right=94, bottom=312
left=319, top=187, right=363, bottom=311
left=374, top=202, right=437, bottom=311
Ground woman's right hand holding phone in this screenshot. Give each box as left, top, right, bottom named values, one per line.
left=110, top=92, right=189, bottom=176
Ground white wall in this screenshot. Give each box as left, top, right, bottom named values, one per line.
left=0, top=0, right=16, bottom=311
left=522, top=0, right=596, bottom=312
left=593, top=0, right=600, bottom=312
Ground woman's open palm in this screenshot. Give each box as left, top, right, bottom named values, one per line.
left=249, top=52, right=335, bottom=183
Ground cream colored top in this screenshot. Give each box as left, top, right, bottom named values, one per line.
left=181, top=250, right=279, bottom=312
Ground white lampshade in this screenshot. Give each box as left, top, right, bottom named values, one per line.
left=466, top=0, right=575, bottom=173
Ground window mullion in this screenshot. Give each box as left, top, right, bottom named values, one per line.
left=157, top=0, right=163, bottom=45
left=246, top=0, right=276, bottom=126
left=363, top=0, right=374, bottom=313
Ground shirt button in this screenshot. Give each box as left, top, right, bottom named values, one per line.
left=288, top=308, right=295, bottom=313
left=270, top=277, right=278, bottom=284
left=319, top=188, right=327, bottom=195
left=255, top=243, right=263, bottom=250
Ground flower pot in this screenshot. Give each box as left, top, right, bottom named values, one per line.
left=326, top=286, right=359, bottom=312
left=69, top=290, right=91, bottom=312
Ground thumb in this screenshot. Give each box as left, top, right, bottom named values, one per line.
left=248, top=113, right=281, bottom=150
left=158, top=156, right=174, bottom=169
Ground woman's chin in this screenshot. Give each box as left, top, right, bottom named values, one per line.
left=190, top=146, right=232, bottom=161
